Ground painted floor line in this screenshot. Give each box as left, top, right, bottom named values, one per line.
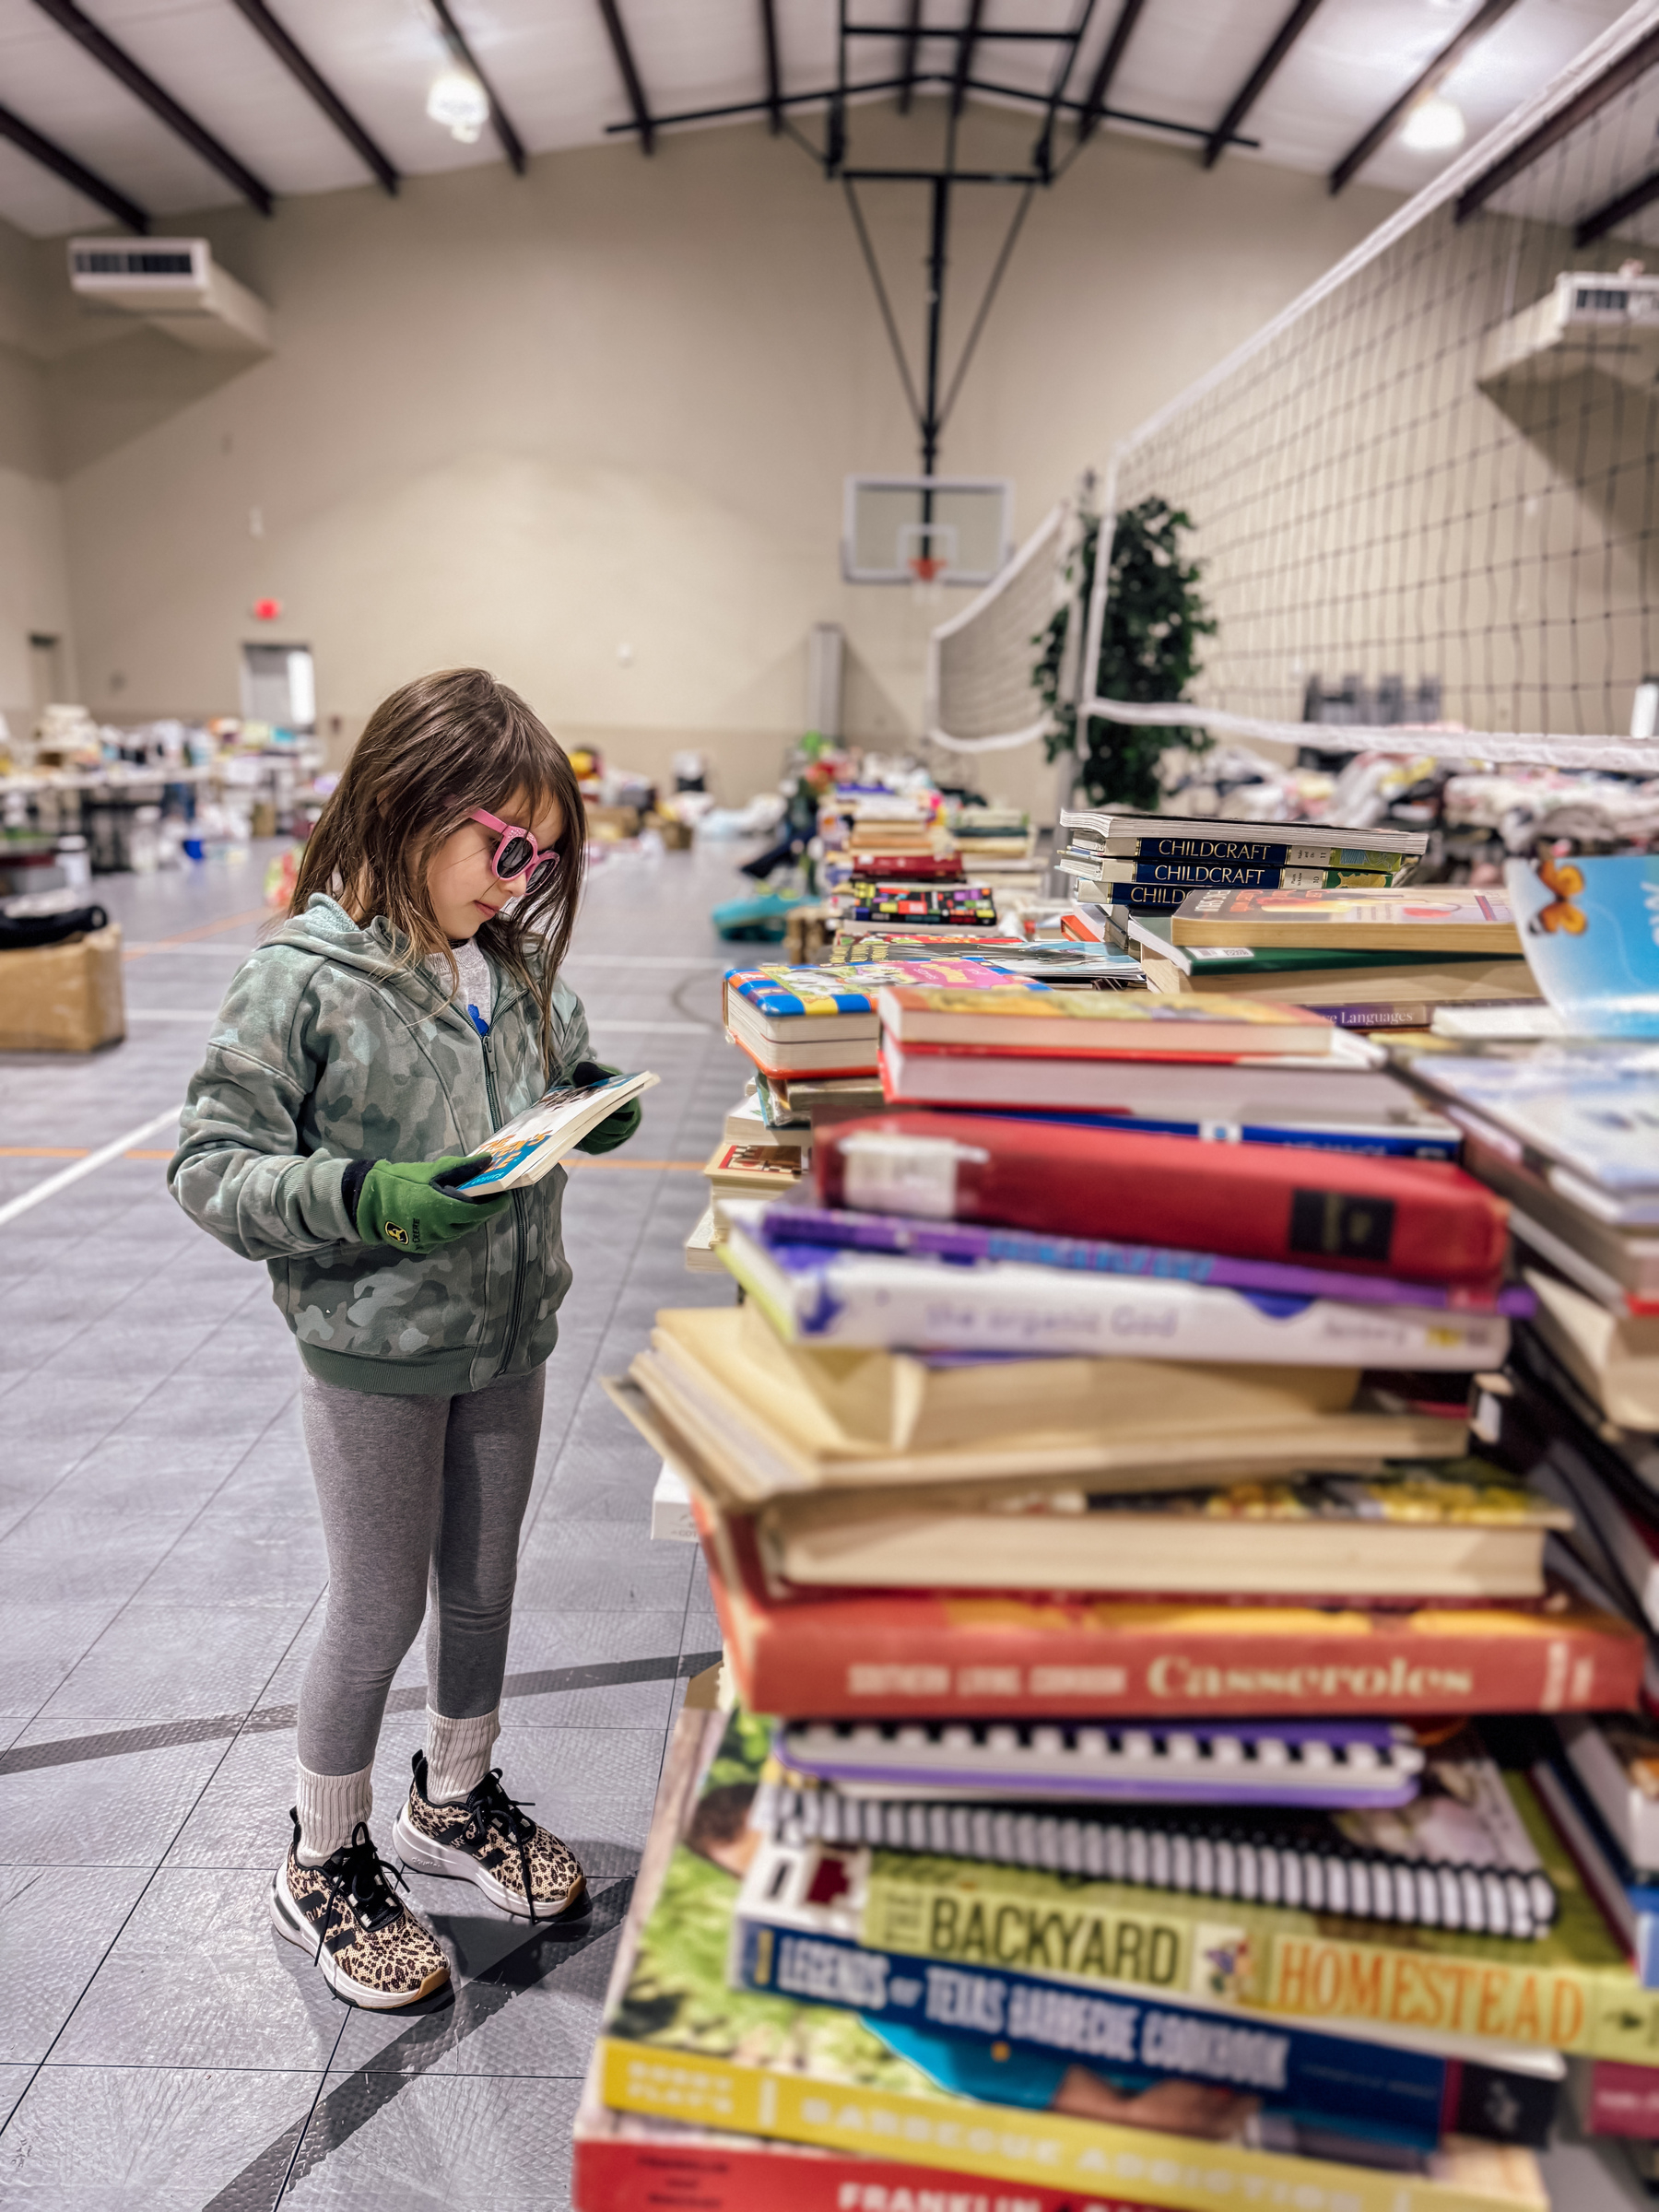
left=565, top=953, right=730, bottom=970
left=0, top=1105, right=182, bottom=1230
left=122, top=904, right=271, bottom=959
left=584, top=1018, right=712, bottom=1034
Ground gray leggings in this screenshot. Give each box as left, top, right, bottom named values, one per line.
left=296, top=1364, right=546, bottom=1777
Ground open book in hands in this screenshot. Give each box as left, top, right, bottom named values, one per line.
left=453, top=1068, right=659, bottom=1196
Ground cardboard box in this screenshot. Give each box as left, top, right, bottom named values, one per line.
left=0, top=924, right=126, bottom=1051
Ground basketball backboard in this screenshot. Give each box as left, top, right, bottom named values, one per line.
left=842, top=476, right=1013, bottom=585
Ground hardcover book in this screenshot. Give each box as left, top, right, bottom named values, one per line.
left=813, top=1113, right=1511, bottom=1285
left=840, top=1771, right=1659, bottom=2061
left=716, top=1211, right=1513, bottom=1369
left=735, top=1198, right=1528, bottom=1316
left=724, top=959, right=1033, bottom=1078
left=1171, top=888, right=1522, bottom=958
left=877, top=1034, right=1435, bottom=1126
left=1059, top=810, right=1431, bottom=861
left=875, top=985, right=1340, bottom=1059
left=681, top=1494, right=1642, bottom=1721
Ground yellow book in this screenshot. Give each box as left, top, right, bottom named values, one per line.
left=598, top=2038, right=1544, bottom=2212
left=862, top=1774, right=1659, bottom=2061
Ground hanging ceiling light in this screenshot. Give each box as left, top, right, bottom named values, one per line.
left=1401, top=91, right=1466, bottom=153
left=427, top=65, right=489, bottom=144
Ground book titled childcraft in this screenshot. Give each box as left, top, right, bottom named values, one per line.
left=453, top=1069, right=659, bottom=1195
left=1060, top=809, right=1431, bottom=864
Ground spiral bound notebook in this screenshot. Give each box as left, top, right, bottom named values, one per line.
left=757, top=1726, right=1559, bottom=1940
left=774, top=1716, right=1427, bottom=1811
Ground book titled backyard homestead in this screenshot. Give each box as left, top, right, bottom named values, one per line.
left=454, top=1069, right=659, bottom=1195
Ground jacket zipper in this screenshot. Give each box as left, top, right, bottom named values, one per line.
left=479, top=1032, right=529, bottom=1374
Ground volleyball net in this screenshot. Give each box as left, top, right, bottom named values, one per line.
left=934, top=1, right=1659, bottom=774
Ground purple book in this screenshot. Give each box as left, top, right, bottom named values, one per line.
left=757, top=1200, right=1535, bottom=1316
left=774, top=1716, right=1427, bottom=1810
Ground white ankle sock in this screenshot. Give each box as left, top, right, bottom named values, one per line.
left=425, top=1706, right=500, bottom=1804
left=294, top=1758, right=374, bottom=1865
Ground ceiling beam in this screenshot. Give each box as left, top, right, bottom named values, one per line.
left=949, top=0, right=985, bottom=119
left=0, top=100, right=148, bottom=232
left=223, top=0, right=399, bottom=196
left=430, top=0, right=525, bottom=173
left=759, top=0, right=782, bottom=134
left=1575, top=164, right=1659, bottom=249
left=1201, top=0, right=1327, bottom=171
left=1075, top=0, right=1146, bottom=147
left=596, top=0, right=655, bottom=155
left=29, top=0, right=274, bottom=215
left=1457, top=22, right=1659, bottom=222
left=602, top=73, right=1255, bottom=151
left=1328, top=0, right=1522, bottom=196
left=897, top=0, right=923, bottom=114
left=1032, top=0, right=1096, bottom=175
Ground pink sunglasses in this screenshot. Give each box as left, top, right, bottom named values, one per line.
left=471, top=808, right=561, bottom=888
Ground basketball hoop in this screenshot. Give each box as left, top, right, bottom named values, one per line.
left=909, top=554, right=945, bottom=583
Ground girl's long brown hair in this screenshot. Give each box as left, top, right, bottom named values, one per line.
left=290, top=667, right=586, bottom=1070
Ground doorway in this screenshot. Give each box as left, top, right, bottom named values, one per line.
left=241, top=642, right=316, bottom=732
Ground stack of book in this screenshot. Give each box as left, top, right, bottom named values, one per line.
left=841, top=794, right=944, bottom=865
left=869, top=974, right=1462, bottom=1158
left=590, top=1077, right=1649, bottom=2209
left=1135, top=884, right=1540, bottom=1037
left=829, top=883, right=1006, bottom=942
left=1059, top=811, right=1542, bottom=1034
left=947, top=802, right=1035, bottom=864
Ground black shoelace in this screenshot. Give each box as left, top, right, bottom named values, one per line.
left=459, top=1768, right=542, bottom=1924
left=311, top=1819, right=413, bottom=1969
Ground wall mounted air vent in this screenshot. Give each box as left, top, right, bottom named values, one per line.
left=67, top=238, right=272, bottom=355
left=1479, top=269, right=1659, bottom=391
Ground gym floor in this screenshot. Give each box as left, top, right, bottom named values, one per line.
left=0, top=836, right=1646, bottom=2208
left=0, top=836, right=742, bottom=2209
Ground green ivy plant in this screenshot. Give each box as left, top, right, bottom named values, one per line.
left=1036, top=496, right=1217, bottom=813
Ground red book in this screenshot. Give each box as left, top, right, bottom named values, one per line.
left=845, top=853, right=965, bottom=881
left=574, top=2130, right=1150, bottom=2212
left=1575, top=2058, right=1659, bottom=2138
left=813, top=1110, right=1508, bottom=1285
left=697, top=1503, right=1642, bottom=1722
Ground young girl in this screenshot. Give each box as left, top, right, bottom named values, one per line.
left=171, top=668, right=641, bottom=2008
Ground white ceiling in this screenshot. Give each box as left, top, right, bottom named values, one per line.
left=0, top=0, right=1641, bottom=240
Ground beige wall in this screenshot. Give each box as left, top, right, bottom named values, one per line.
left=1, top=104, right=1397, bottom=807
left=0, top=217, right=74, bottom=731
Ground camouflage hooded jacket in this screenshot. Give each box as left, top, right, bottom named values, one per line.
left=169, top=892, right=592, bottom=1396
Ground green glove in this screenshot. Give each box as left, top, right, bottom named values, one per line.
left=573, top=1060, right=643, bottom=1156
left=349, top=1155, right=511, bottom=1252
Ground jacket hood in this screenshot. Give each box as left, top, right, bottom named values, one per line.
left=265, top=893, right=524, bottom=1026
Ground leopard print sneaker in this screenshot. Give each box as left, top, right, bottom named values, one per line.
left=393, top=1751, right=586, bottom=1922
left=269, top=1812, right=451, bottom=2008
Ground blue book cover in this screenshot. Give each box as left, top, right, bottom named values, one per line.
left=1506, top=853, right=1659, bottom=1037
left=731, top=1920, right=1457, bottom=2152
left=988, top=1107, right=1462, bottom=1160
left=1412, top=1047, right=1659, bottom=1191
left=1534, top=1755, right=1659, bottom=1989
